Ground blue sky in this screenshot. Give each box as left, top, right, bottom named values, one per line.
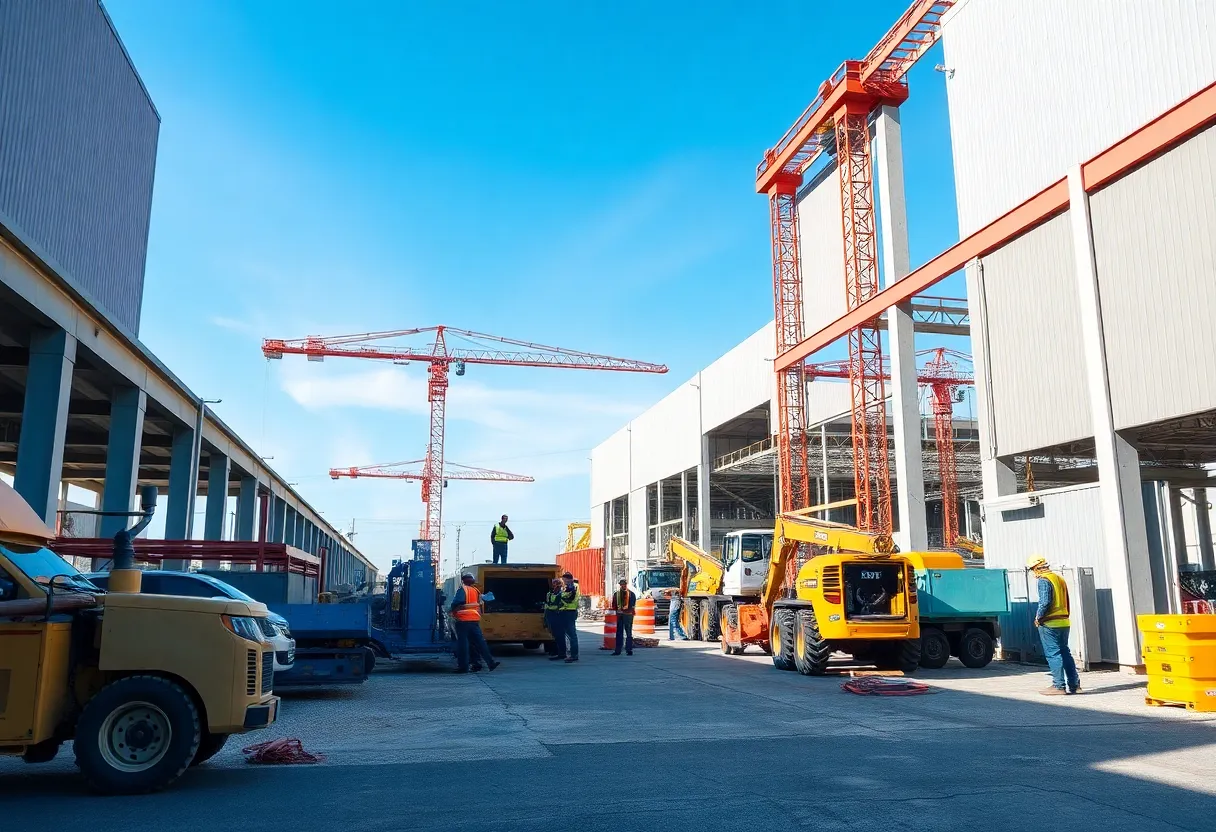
left=102, top=0, right=963, bottom=574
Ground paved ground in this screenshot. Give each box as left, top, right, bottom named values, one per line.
left=4, top=624, right=1216, bottom=831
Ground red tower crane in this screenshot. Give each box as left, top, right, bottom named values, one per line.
left=805, top=347, right=972, bottom=548
left=264, top=327, right=667, bottom=572
left=328, top=459, right=534, bottom=542
left=756, top=0, right=954, bottom=532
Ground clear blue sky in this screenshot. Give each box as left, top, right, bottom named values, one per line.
left=102, top=0, right=962, bottom=574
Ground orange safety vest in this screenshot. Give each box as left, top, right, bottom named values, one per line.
left=1041, top=571, right=1070, bottom=628
left=615, top=589, right=634, bottom=614
left=454, top=584, right=482, bottom=622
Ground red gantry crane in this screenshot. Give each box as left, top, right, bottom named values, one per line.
left=329, top=459, right=534, bottom=542
left=756, top=0, right=955, bottom=533
left=805, top=347, right=973, bottom=548
left=264, top=327, right=667, bottom=572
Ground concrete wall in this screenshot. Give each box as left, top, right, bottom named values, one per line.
left=797, top=164, right=848, bottom=339
left=0, top=0, right=159, bottom=334
left=942, top=0, right=1216, bottom=236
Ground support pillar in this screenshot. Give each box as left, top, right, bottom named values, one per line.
left=1069, top=166, right=1155, bottom=666
left=204, top=452, right=230, bottom=540
left=1195, top=488, right=1216, bottom=570
left=284, top=506, right=297, bottom=547
left=820, top=425, right=831, bottom=522
left=271, top=495, right=287, bottom=543
left=99, top=388, right=146, bottom=561
left=14, top=328, right=76, bottom=525
left=235, top=476, right=257, bottom=542
left=697, top=435, right=711, bottom=551
left=874, top=105, right=927, bottom=552
left=967, top=254, right=1019, bottom=503
left=680, top=468, right=689, bottom=539
left=164, top=427, right=196, bottom=541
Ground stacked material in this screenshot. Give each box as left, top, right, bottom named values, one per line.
left=1139, top=614, right=1216, bottom=713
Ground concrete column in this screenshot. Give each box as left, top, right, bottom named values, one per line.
left=99, top=387, right=146, bottom=541
left=164, top=427, right=196, bottom=542
left=284, top=506, right=297, bottom=547
left=1195, top=488, right=1216, bottom=570
left=820, top=425, right=831, bottom=522
left=874, top=105, right=928, bottom=552
left=204, top=452, right=230, bottom=540
left=1069, top=166, right=1155, bottom=666
left=305, top=522, right=315, bottom=553
left=235, top=476, right=257, bottom=542
left=697, top=435, right=711, bottom=551
left=271, top=495, right=287, bottom=543
left=680, top=468, right=690, bottom=539
left=14, top=328, right=76, bottom=525
left=966, top=256, right=1019, bottom=503
left=1168, top=487, right=1189, bottom=569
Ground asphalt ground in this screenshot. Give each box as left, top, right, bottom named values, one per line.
left=4, top=623, right=1215, bottom=831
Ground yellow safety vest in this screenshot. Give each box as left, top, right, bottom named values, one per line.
left=1041, top=571, right=1070, bottom=628
left=615, top=589, right=634, bottom=614
left=493, top=524, right=510, bottom=543
left=544, top=591, right=562, bottom=612
left=560, top=585, right=580, bottom=612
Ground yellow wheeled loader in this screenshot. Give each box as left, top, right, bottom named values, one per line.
left=0, top=482, right=280, bottom=793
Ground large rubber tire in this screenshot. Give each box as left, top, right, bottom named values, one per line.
left=958, top=627, right=995, bottom=668
left=769, top=609, right=796, bottom=671
left=895, top=639, right=923, bottom=674
left=684, top=599, right=702, bottom=641
left=792, top=608, right=832, bottom=676
left=190, top=732, right=229, bottom=767
left=919, top=627, right=951, bottom=669
left=701, top=600, right=722, bottom=642
left=720, top=605, right=741, bottom=655
left=74, top=675, right=201, bottom=795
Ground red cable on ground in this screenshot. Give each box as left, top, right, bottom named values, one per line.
left=241, top=738, right=326, bottom=764
left=841, top=676, right=934, bottom=696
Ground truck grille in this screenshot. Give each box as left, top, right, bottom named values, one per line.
left=261, top=651, right=274, bottom=694
left=256, top=617, right=277, bottom=639
left=246, top=649, right=258, bottom=695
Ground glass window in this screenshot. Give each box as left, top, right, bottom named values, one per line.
left=645, top=569, right=681, bottom=588
left=723, top=536, right=739, bottom=569
left=740, top=534, right=772, bottom=563
left=3, top=544, right=97, bottom=591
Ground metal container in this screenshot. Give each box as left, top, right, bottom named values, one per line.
left=557, top=548, right=605, bottom=598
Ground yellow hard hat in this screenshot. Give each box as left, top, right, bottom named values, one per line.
left=1026, top=555, right=1048, bottom=570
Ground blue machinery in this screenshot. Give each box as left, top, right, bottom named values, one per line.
left=272, top=540, right=456, bottom=686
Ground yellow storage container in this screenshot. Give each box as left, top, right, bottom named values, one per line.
left=1137, top=614, right=1216, bottom=636
left=1142, top=649, right=1216, bottom=679
left=1145, top=675, right=1216, bottom=713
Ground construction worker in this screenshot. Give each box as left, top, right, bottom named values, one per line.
left=1028, top=556, right=1080, bottom=695
left=450, top=573, right=500, bottom=674
left=490, top=514, right=514, bottom=564
left=548, top=571, right=580, bottom=663
left=610, top=578, right=636, bottom=656
left=543, top=577, right=563, bottom=654
left=668, top=589, right=689, bottom=641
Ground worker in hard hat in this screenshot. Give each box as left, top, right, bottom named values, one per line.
left=543, top=577, right=563, bottom=654
left=490, top=515, right=514, bottom=564
left=548, top=571, right=580, bottom=663
left=451, top=573, right=499, bottom=674
left=610, top=578, right=637, bottom=656
left=1027, top=556, right=1080, bottom=695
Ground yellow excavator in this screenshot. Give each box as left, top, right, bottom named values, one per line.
left=0, top=482, right=280, bottom=793
left=718, top=514, right=922, bottom=674
left=666, top=531, right=772, bottom=641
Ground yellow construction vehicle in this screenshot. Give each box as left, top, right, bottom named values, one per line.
left=667, top=531, right=772, bottom=641
left=955, top=536, right=984, bottom=558
left=0, top=482, right=279, bottom=793
left=564, top=522, right=591, bottom=552
left=718, top=514, right=922, bottom=674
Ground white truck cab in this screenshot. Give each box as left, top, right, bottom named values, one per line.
left=719, top=530, right=773, bottom=598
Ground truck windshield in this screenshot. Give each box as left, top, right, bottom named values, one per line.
left=646, top=570, right=681, bottom=588
left=740, top=534, right=772, bottom=563
left=3, top=543, right=99, bottom=591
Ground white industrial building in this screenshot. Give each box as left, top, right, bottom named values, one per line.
left=590, top=0, right=1216, bottom=670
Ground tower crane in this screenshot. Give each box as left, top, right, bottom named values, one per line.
left=328, top=459, right=534, bottom=542
left=756, top=0, right=954, bottom=534
left=805, top=347, right=973, bottom=549
left=264, top=326, right=667, bottom=572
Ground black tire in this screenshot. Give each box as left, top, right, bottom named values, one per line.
left=190, top=732, right=229, bottom=767
left=684, top=599, right=702, bottom=640
left=522, top=641, right=540, bottom=651
left=720, top=605, right=741, bottom=655
left=769, top=609, right=796, bottom=671
left=21, top=739, right=62, bottom=764
left=701, top=600, right=721, bottom=642
left=792, top=608, right=831, bottom=676
left=958, top=627, right=995, bottom=668
left=919, top=627, right=951, bottom=669
left=74, top=675, right=201, bottom=795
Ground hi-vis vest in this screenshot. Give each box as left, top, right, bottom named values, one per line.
left=493, top=524, right=510, bottom=543
left=454, top=585, right=482, bottom=622
left=614, top=589, right=634, bottom=614
left=544, top=591, right=562, bottom=612
left=559, top=585, right=580, bottom=612
left=1041, top=571, right=1070, bottom=628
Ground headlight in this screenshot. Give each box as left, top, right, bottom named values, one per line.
left=222, top=615, right=265, bottom=642
left=276, top=623, right=292, bottom=639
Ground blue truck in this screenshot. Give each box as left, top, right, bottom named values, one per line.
left=906, top=552, right=1010, bottom=669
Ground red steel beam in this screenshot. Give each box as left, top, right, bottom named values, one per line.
left=775, top=80, right=1216, bottom=372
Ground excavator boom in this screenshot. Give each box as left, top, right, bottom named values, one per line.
left=666, top=536, right=725, bottom=595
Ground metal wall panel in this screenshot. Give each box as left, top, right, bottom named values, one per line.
left=629, top=382, right=700, bottom=488
left=0, top=0, right=159, bottom=335
left=982, top=484, right=1119, bottom=662
left=1090, top=126, right=1216, bottom=429
left=701, top=323, right=774, bottom=433
left=978, top=213, right=1091, bottom=455
left=589, top=504, right=605, bottom=548
left=804, top=380, right=853, bottom=429
left=942, top=0, right=1216, bottom=236
left=797, top=164, right=848, bottom=339
left=589, top=427, right=631, bottom=507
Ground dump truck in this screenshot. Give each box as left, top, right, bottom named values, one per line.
left=443, top=563, right=560, bottom=651
left=905, top=551, right=1008, bottom=668
left=0, top=483, right=279, bottom=793
left=667, top=531, right=771, bottom=641
left=718, top=514, right=923, bottom=674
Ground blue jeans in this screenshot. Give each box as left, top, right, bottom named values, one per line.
left=1038, top=625, right=1080, bottom=691
left=614, top=614, right=634, bottom=654
left=455, top=621, right=494, bottom=671
left=492, top=542, right=508, bottom=564
left=553, top=610, right=579, bottom=658
left=669, top=609, right=687, bottom=640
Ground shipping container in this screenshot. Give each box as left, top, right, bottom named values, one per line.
left=557, top=548, right=605, bottom=598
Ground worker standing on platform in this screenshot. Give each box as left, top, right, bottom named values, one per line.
left=490, top=515, right=514, bottom=564
left=548, top=571, right=580, bottom=663
left=451, top=573, right=500, bottom=674
left=543, top=577, right=563, bottom=653
left=669, top=589, right=689, bottom=641
left=1028, top=556, right=1081, bottom=695
left=610, top=578, right=636, bottom=656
